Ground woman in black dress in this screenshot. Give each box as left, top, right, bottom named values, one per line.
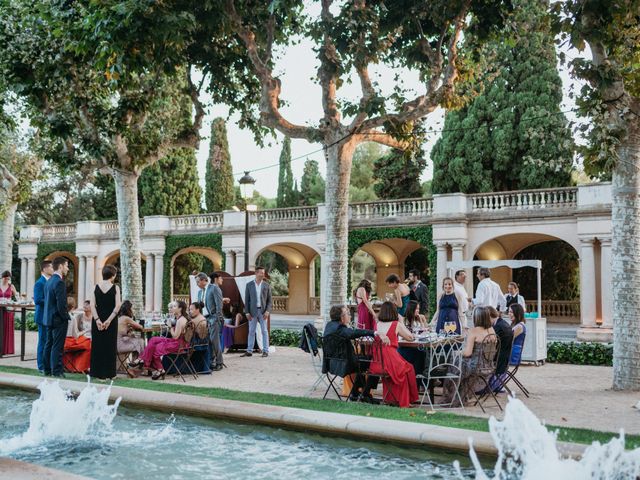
left=90, top=265, right=121, bottom=379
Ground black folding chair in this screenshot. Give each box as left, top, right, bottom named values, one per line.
left=470, top=334, right=503, bottom=413
left=490, top=335, right=530, bottom=398
left=353, top=337, right=394, bottom=404
left=304, top=328, right=327, bottom=396
left=321, top=333, right=351, bottom=401
left=116, top=350, right=137, bottom=378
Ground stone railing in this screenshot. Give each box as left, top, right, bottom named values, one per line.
left=170, top=213, right=223, bottom=232
left=272, top=296, right=289, bottom=312
left=526, top=300, right=580, bottom=321
left=309, top=296, right=321, bottom=314
left=40, top=224, right=77, bottom=241
left=99, top=219, right=146, bottom=238
left=257, top=206, right=318, bottom=225
left=171, top=294, right=191, bottom=305
left=470, top=187, right=578, bottom=212
left=350, top=197, right=433, bottom=220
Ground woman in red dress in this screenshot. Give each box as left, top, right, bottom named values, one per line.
left=370, top=301, right=418, bottom=408
left=354, top=279, right=376, bottom=331
left=1, top=271, right=19, bottom=355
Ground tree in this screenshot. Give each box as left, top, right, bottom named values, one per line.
left=554, top=0, right=640, bottom=390
left=205, top=118, right=234, bottom=213
left=0, top=2, right=204, bottom=314
left=299, top=159, right=325, bottom=207
left=276, top=136, right=296, bottom=207
left=350, top=142, right=382, bottom=201
left=139, top=148, right=202, bottom=217
left=374, top=148, right=426, bottom=199
left=431, top=0, right=574, bottom=194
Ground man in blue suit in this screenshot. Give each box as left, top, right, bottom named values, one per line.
left=42, top=257, right=71, bottom=377
left=33, top=260, right=53, bottom=372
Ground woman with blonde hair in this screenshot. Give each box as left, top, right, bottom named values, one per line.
left=431, top=277, right=465, bottom=334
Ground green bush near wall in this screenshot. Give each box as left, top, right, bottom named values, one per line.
left=13, top=312, right=37, bottom=331
left=36, top=242, right=76, bottom=267
left=270, top=329, right=302, bottom=347
left=348, top=226, right=436, bottom=315
left=547, top=341, right=613, bottom=366
left=162, top=233, right=223, bottom=311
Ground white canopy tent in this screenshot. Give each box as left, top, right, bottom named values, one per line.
left=446, top=259, right=542, bottom=317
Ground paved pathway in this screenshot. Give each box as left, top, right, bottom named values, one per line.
left=2, top=331, right=637, bottom=435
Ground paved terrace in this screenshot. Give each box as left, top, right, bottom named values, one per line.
left=1, top=331, right=637, bottom=436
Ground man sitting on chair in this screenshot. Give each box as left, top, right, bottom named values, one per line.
left=323, top=305, right=390, bottom=403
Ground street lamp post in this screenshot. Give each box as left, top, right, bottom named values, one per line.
left=239, top=171, right=256, bottom=273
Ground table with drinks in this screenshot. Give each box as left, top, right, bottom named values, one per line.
left=0, top=298, right=36, bottom=361
left=139, top=312, right=175, bottom=341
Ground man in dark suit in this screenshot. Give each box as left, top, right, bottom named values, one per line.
left=242, top=266, right=272, bottom=357
left=42, top=257, right=71, bottom=377
left=34, top=260, right=53, bottom=372
left=323, top=305, right=389, bottom=402
left=205, top=272, right=225, bottom=370
left=491, top=309, right=514, bottom=376
left=408, top=269, right=429, bottom=316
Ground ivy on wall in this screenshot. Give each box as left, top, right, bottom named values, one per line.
left=36, top=242, right=76, bottom=266
left=348, top=226, right=436, bottom=314
left=162, top=233, right=223, bottom=311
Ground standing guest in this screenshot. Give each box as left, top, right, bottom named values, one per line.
left=371, top=302, right=418, bottom=408
left=90, top=265, right=121, bottom=380
left=195, top=272, right=210, bottom=316
left=117, top=300, right=145, bottom=363
left=354, top=279, right=376, bottom=330
left=431, top=277, right=465, bottom=335
left=407, top=269, right=429, bottom=318
left=473, top=267, right=506, bottom=312
left=206, top=272, right=225, bottom=370
left=63, top=299, right=92, bottom=373
left=42, top=257, right=71, bottom=377
left=34, top=260, right=54, bottom=371
left=487, top=306, right=514, bottom=377
left=134, top=300, right=192, bottom=380
left=385, top=274, right=411, bottom=318
left=1, top=270, right=19, bottom=355
left=454, top=270, right=471, bottom=328
left=242, top=266, right=272, bottom=358
left=505, top=282, right=526, bottom=310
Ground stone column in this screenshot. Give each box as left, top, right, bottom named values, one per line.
left=435, top=242, right=448, bottom=294
left=600, top=237, right=612, bottom=327
left=224, top=249, right=236, bottom=276
left=20, top=258, right=27, bottom=294
left=451, top=243, right=465, bottom=264
left=235, top=249, right=245, bottom=275
left=579, top=238, right=597, bottom=327
left=85, top=256, right=96, bottom=301
left=77, top=256, right=86, bottom=305
left=145, top=254, right=155, bottom=312
left=26, top=257, right=36, bottom=299
left=153, top=254, right=164, bottom=312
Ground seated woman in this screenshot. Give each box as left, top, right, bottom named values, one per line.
left=132, top=300, right=191, bottom=380
left=222, top=304, right=245, bottom=352
left=370, top=301, right=419, bottom=408
left=189, top=301, right=208, bottom=341
left=404, top=300, right=429, bottom=330
left=63, top=298, right=92, bottom=373
left=508, top=303, right=526, bottom=365
left=431, top=277, right=465, bottom=335
left=117, top=300, right=144, bottom=363
left=385, top=274, right=411, bottom=318
left=445, top=306, right=497, bottom=406
left=397, top=300, right=429, bottom=377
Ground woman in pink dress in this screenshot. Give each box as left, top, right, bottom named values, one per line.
left=1, top=271, right=19, bottom=355
left=370, top=301, right=419, bottom=408
left=354, top=279, right=376, bottom=331
left=133, top=300, right=191, bottom=380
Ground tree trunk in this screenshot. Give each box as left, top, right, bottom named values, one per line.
left=322, top=134, right=357, bottom=321
left=0, top=202, right=17, bottom=274
left=612, top=122, right=640, bottom=390
left=112, top=169, right=144, bottom=316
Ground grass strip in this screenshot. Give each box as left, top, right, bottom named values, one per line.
left=0, top=364, right=637, bottom=449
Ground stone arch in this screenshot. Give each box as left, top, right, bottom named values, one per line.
left=170, top=246, right=223, bottom=300
left=254, top=242, right=321, bottom=314
left=100, top=250, right=148, bottom=286
left=44, top=251, right=79, bottom=301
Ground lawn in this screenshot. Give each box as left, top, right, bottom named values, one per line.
left=0, top=364, right=637, bottom=450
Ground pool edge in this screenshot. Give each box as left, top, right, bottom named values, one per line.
left=0, top=372, right=585, bottom=460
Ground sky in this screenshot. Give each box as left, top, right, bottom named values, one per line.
left=193, top=34, right=587, bottom=199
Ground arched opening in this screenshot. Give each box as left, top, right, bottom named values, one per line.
left=170, top=247, right=222, bottom=301
left=473, top=234, right=580, bottom=324
left=254, top=243, right=320, bottom=314
left=44, top=251, right=78, bottom=301
left=103, top=251, right=147, bottom=294
left=351, top=250, right=377, bottom=296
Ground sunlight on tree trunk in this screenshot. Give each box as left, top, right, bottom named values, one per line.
left=0, top=202, right=17, bottom=273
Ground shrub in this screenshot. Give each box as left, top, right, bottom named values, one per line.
left=270, top=329, right=301, bottom=347
left=13, top=312, right=38, bottom=331
left=547, top=341, right=613, bottom=366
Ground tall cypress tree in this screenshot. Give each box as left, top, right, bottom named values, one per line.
left=139, top=148, right=202, bottom=216
left=299, top=159, right=325, bottom=206
left=276, top=136, right=295, bottom=207
left=205, top=118, right=234, bottom=212
left=431, top=0, right=574, bottom=194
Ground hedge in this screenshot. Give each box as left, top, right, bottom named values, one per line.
left=270, top=329, right=302, bottom=347
left=13, top=312, right=37, bottom=331
left=547, top=341, right=613, bottom=366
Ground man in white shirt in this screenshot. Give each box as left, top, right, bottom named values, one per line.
left=473, top=267, right=506, bottom=312
left=454, top=270, right=471, bottom=328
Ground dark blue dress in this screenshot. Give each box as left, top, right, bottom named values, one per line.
left=436, top=293, right=461, bottom=334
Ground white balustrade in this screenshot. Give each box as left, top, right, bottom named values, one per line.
left=350, top=197, right=434, bottom=220
left=170, top=213, right=223, bottom=232
left=526, top=300, right=580, bottom=321
left=272, top=296, right=289, bottom=312
left=40, top=224, right=77, bottom=240
left=470, top=187, right=577, bottom=212
left=257, top=207, right=318, bottom=225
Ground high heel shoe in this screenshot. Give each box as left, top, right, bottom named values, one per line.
left=129, top=359, right=144, bottom=368
left=151, top=369, right=165, bottom=380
